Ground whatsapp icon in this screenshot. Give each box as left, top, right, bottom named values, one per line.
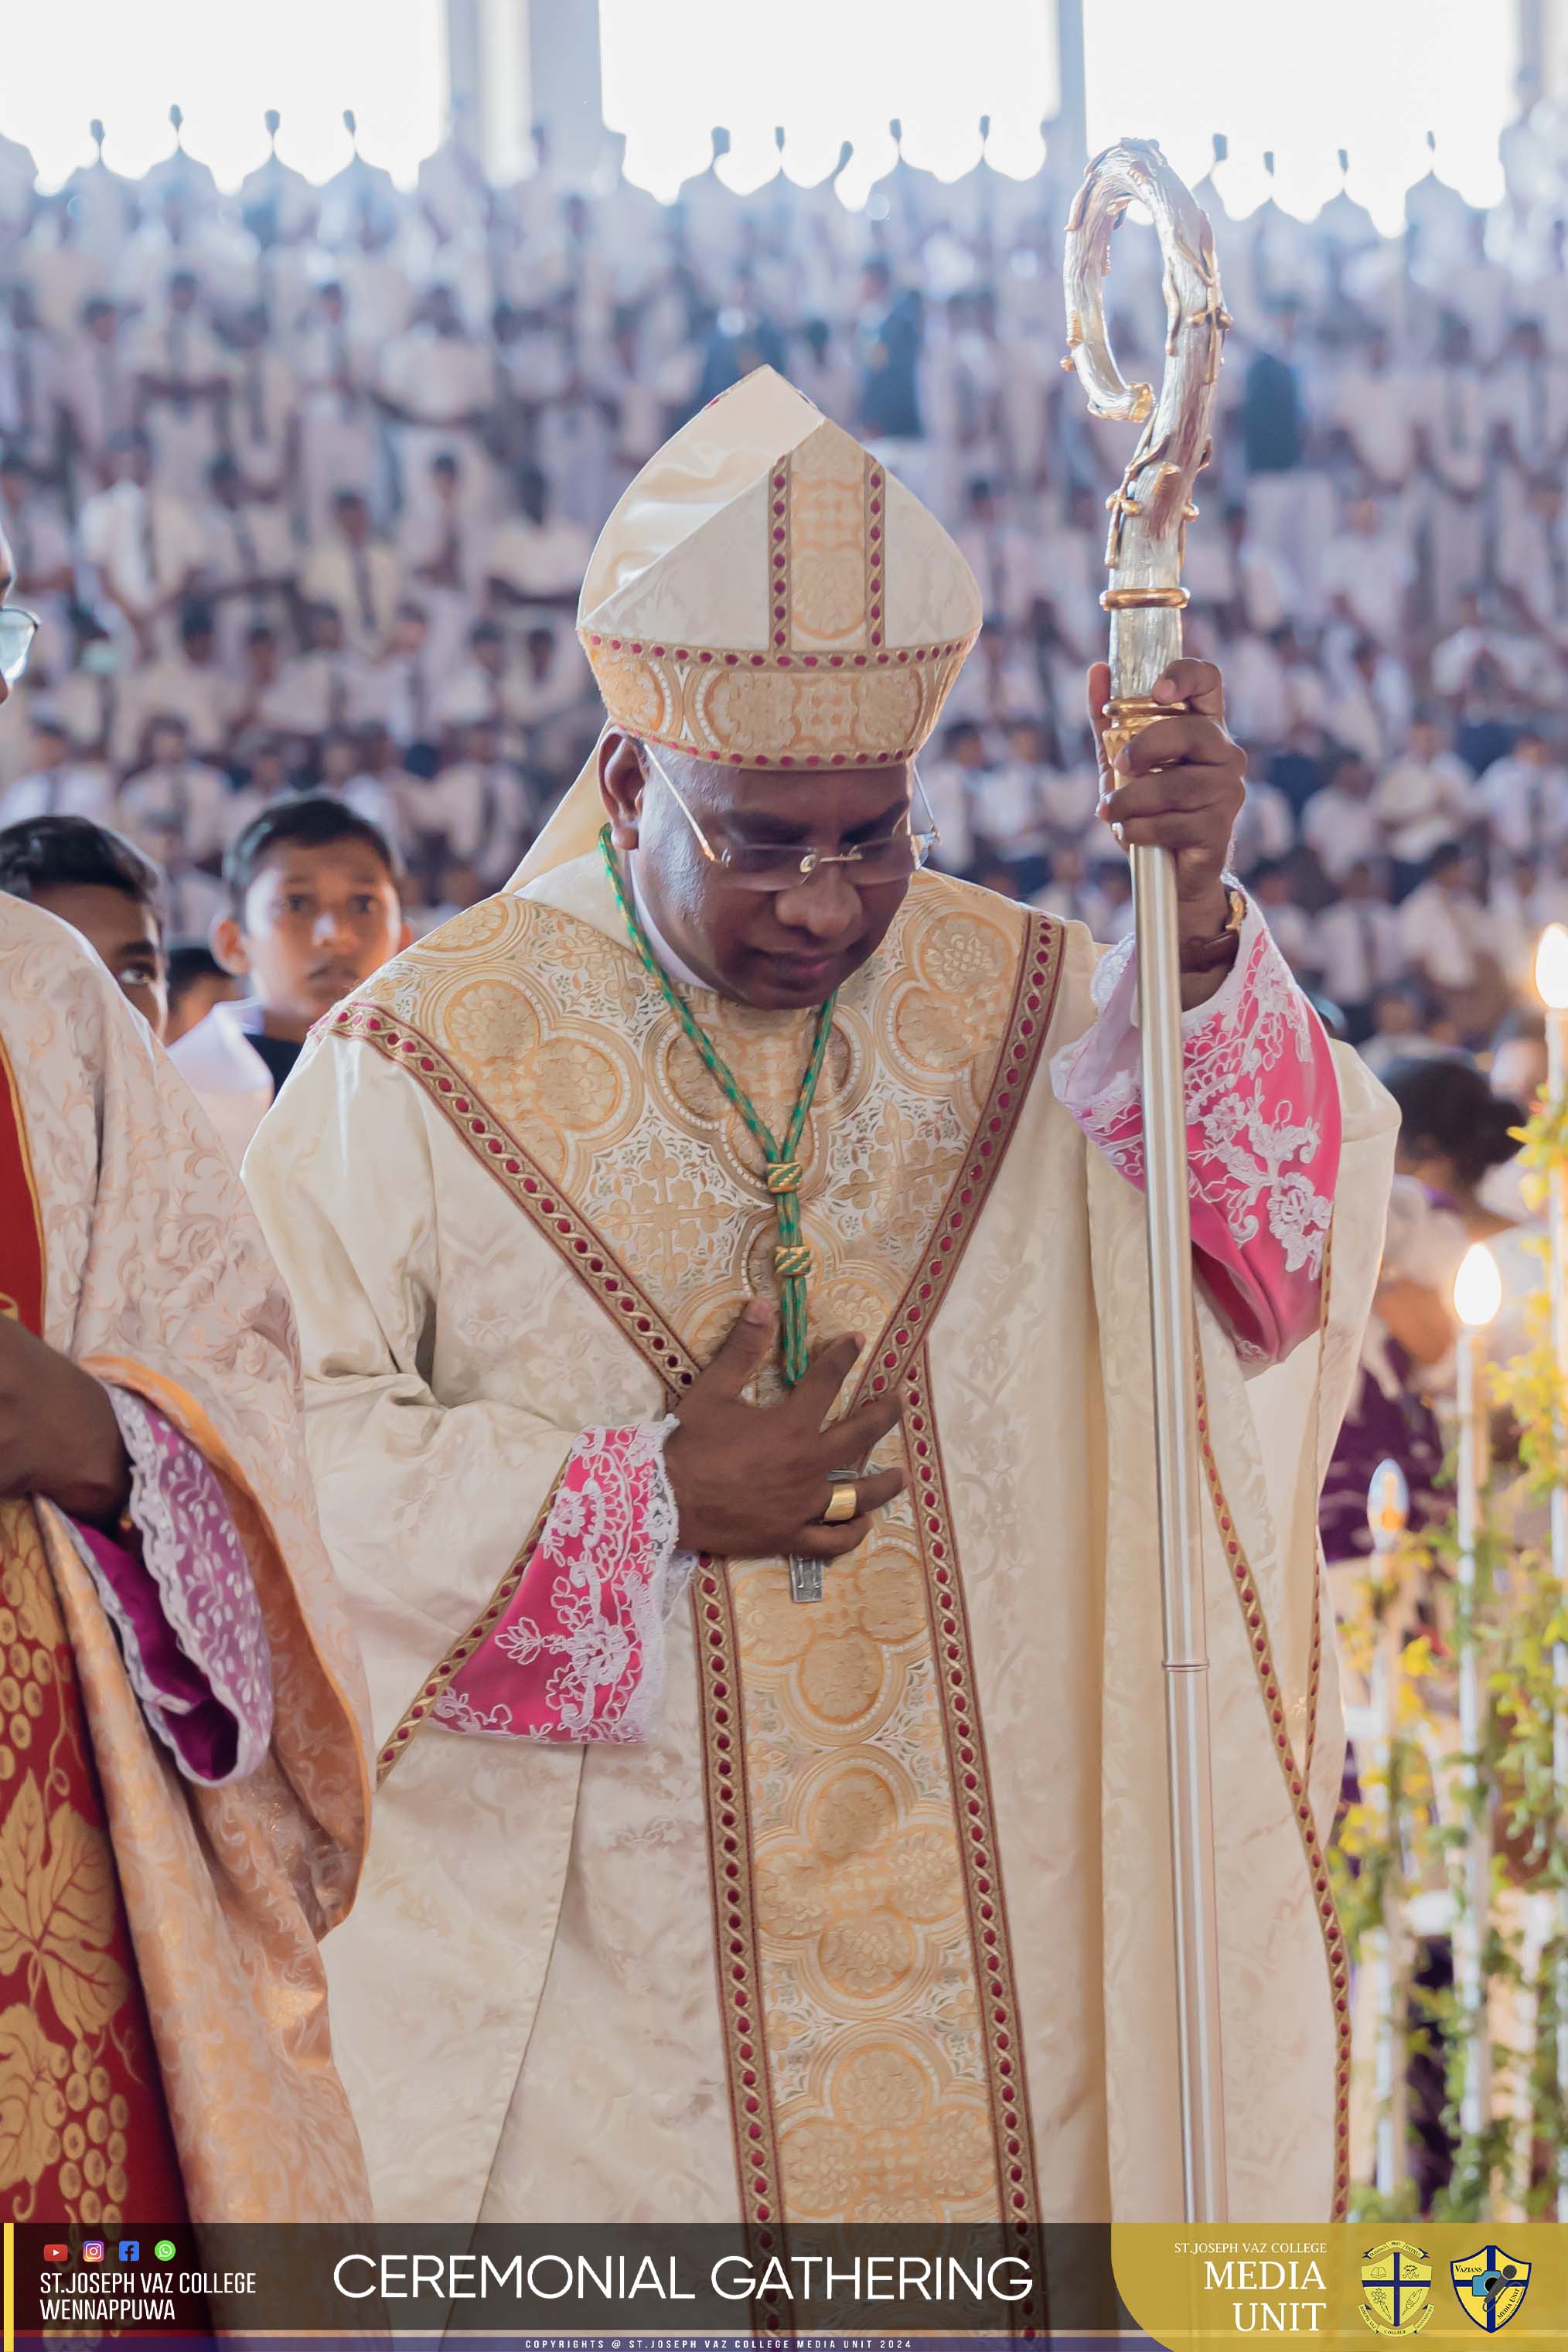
left=154, top=2240, right=176, bottom=2262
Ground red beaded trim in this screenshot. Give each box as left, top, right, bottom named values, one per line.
left=857, top=910, right=1065, bottom=1409
left=694, top=1557, right=786, bottom=2231
left=865, top=456, right=885, bottom=654
left=1304, top=1567, right=1324, bottom=1785
left=1303, top=1231, right=1335, bottom=1788
left=905, top=1346, right=1042, bottom=2245
left=1194, top=1355, right=1352, bottom=2221
left=583, top=632, right=970, bottom=671
left=771, top=456, right=791, bottom=653
left=622, top=725, right=932, bottom=771
left=329, top=1002, right=700, bottom=1395
left=373, top=1467, right=566, bottom=1786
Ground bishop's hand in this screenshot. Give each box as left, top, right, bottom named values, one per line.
left=0, top=1317, right=131, bottom=1527
left=666, top=1297, right=906, bottom=1561
left=1088, top=656, right=1248, bottom=999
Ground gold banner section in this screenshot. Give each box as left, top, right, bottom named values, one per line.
left=1113, top=2224, right=1557, bottom=2347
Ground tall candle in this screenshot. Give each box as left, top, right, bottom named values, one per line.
left=1536, top=924, right=1568, bottom=2217
left=1453, top=1242, right=1501, bottom=2150
left=1366, top=1457, right=1409, bottom=2200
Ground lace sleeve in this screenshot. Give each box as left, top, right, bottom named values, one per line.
left=67, top=1389, right=274, bottom=1784
left=1049, top=899, right=1341, bottom=1368
left=433, top=1417, right=697, bottom=1745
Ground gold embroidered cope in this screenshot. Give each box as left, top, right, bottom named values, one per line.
left=336, top=871, right=1063, bottom=2224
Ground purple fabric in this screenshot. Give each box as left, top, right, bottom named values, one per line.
left=1319, top=1339, right=1447, bottom=1562
left=72, top=1515, right=240, bottom=1780
left=69, top=1391, right=274, bottom=1786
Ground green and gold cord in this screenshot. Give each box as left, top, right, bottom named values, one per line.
left=602, top=823, right=835, bottom=1386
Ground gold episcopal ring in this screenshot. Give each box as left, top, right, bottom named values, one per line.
left=820, top=1476, right=860, bottom=1526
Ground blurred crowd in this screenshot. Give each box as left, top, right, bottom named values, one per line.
left=8, top=87, right=1568, bottom=2221
left=0, top=100, right=1566, bottom=1032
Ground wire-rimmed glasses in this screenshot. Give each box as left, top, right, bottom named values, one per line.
left=639, top=739, right=939, bottom=891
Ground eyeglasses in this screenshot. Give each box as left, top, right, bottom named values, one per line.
left=639, top=741, right=939, bottom=893
left=0, top=606, right=39, bottom=688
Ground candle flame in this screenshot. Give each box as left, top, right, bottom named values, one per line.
left=1366, top=1457, right=1409, bottom=1549
left=1453, top=1241, right=1502, bottom=1330
left=1536, top=924, right=1568, bottom=1011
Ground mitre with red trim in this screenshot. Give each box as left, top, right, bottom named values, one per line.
left=576, top=365, right=983, bottom=772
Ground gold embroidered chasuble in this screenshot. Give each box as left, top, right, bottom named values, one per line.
left=0, top=895, right=372, bottom=2224
left=246, top=850, right=1398, bottom=2229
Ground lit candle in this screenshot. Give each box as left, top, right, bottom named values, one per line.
left=1536, top=925, right=1568, bottom=1391
left=1452, top=1240, right=1501, bottom=2147
left=1536, top=922, right=1568, bottom=2217
left=1365, top=1457, right=1409, bottom=2200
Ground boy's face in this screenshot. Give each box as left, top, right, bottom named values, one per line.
left=213, top=840, right=409, bottom=1039
left=35, top=885, right=167, bottom=1037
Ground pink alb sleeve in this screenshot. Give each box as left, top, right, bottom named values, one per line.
left=1050, top=902, right=1341, bottom=1368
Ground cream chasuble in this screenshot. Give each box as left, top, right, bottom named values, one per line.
left=246, top=850, right=1394, bottom=2228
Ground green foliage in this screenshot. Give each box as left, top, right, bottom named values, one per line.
left=1335, top=1107, right=1568, bottom=2215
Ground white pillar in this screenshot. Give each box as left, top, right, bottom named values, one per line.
left=443, top=0, right=551, bottom=186
left=1053, top=0, right=1087, bottom=175
left=523, top=0, right=604, bottom=184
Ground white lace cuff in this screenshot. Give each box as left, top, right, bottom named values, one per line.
left=1052, top=900, right=1341, bottom=1366
left=432, top=1416, right=697, bottom=1746
left=67, top=1388, right=272, bottom=1784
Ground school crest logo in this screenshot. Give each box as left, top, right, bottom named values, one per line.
left=1450, top=2248, right=1531, bottom=2332
left=1360, top=2241, right=1433, bottom=2336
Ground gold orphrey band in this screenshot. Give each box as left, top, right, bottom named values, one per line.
left=1099, top=585, right=1191, bottom=610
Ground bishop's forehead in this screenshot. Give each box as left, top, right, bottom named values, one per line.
left=578, top=366, right=983, bottom=775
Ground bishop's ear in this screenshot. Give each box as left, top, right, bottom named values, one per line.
left=598, top=731, right=646, bottom=850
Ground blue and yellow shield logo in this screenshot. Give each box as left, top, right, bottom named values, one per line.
left=1451, top=2247, right=1531, bottom=2332
left=1361, top=2241, right=1433, bottom=2336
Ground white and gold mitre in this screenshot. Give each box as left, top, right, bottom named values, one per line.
left=577, top=366, right=983, bottom=771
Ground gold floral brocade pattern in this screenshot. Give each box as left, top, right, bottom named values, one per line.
left=0, top=1498, right=185, bottom=2224
left=339, top=870, right=1064, bottom=2224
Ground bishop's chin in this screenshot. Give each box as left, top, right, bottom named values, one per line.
left=745, top=949, right=852, bottom=1007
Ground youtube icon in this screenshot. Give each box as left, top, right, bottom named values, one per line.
left=42, top=2245, right=67, bottom=2264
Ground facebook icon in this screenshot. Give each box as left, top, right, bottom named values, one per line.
left=118, top=2241, right=140, bottom=2263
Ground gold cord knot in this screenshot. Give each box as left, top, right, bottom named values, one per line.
left=766, top=1160, right=803, bottom=1196
left=774, top=1242, right=813, bottom=1279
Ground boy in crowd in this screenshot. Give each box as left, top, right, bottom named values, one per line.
left=169, top=793, right=407, bottom=1163
left=164, top=937, right=244, bottom=1044
left=0, top=810, right=169, bottom=1035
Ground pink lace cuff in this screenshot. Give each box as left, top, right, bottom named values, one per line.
left=435, top=1418, right=697, bottom=1745
left=1050, top=900, right=1341, bottom=1367
left=69, top=1389, right=273, bottom=1784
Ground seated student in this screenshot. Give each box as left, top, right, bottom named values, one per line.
left=0, top=810, right=169, bottom=1037
left=0, top=711, right=115, bottom=829
left=169, top=793, right=408, bottom=1164
left=164, top=937, right=245, bottom=1045
left=114, top=711, right=232, bottom=873
left=1359, top=980, right=1459, bottom=1078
